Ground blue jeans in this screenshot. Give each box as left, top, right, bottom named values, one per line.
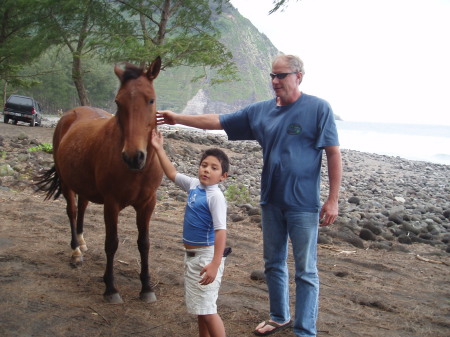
left=261, top=204, right=319, bottom=337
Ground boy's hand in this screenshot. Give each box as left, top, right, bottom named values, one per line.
left=151, top=129, right=163, bottom=150
left=199, top=263, right=219, bottom=285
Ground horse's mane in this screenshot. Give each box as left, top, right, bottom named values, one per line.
left=121, top=63, right=144, bottom=84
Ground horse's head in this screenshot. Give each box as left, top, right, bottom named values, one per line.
left=114, top=57, right=161, bottom=170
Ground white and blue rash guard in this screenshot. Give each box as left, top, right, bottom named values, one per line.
left=175, top=173, right=227, bottom=246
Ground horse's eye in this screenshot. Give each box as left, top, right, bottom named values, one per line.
left=149, top=99, right=155, bottom=105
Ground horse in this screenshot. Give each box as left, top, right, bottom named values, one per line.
left=36, top=57, right=163, bottom=304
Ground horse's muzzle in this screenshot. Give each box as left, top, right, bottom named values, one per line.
left=122, top=150, right=147, bottom=170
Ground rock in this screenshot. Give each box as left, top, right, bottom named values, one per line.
left=0, top=164, right=14, bottom=177
left=360, top=228, right=377, bottom=241
left=362, top=221, right=383, bottom=235
left=443, top=210, right=450, bottom=220
left=398, top=234, right=413, bottom=245
left=395, top=196, right=406, bottom=203
left=388, top=213, right=404, bottom=225
left=250, top=270, right=265, bottom=281
left=348, top=196, right=360, bottom=205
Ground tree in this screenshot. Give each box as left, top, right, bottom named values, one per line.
left=0, top=0, right=52, bottom=102
left=111, top=0, right=238, bottom=84
left=42, top=0, right=132, bottom=105
left=269, top=0, right=300, bottom=14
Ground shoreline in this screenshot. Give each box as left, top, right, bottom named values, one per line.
left=40, top=115, right=450, bottom=165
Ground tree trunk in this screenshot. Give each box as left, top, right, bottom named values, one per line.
left=72, top=54, right=90, bottom=106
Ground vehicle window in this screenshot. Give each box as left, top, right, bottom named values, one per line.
left=8, top=96, right=33, bottom=106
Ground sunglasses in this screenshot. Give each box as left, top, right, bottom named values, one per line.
left=270, top=72, right=298, bottom=80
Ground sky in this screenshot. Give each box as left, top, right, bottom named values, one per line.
left=229, top=0, right=450, bottom=126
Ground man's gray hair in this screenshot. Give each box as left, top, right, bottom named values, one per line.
left=273, top=54, right=305, bottom=75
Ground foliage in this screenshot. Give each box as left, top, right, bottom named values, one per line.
left=224, top=183, right=251, bottom=204
left=7, top=47, right=119, bottom=113
left=111, top=0, right=238, bottom=83
left=2, top=1, right=279, bottom=115
left=28, top=143, right=53, bottom=154
left=37, top=0, right=133, bottom=105
left=269, top=0, right=300, bottom=15
left=1, top=0, right=238, bottom=107
left=0, top=0, right=54, bottom=92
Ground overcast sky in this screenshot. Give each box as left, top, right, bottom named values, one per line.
left=229, top=0, right=450, bottom=126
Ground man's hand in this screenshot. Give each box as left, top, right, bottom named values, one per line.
left=156, top=110, right=177, bottom=125
left=319, top=198, right=338, bottom=226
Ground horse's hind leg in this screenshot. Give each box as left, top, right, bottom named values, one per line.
left=136, top=196, right=157, bottom=303
left=77, top=197, right=89, bottom=253
left=102, top=202, right=123, bottom=304
left=63, top=189, right=84, bottom=266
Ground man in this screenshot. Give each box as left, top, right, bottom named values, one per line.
left=157, top=54, right=342, bottom=337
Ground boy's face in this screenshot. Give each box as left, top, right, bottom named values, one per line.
left=198, top=155, right=227, bottom=186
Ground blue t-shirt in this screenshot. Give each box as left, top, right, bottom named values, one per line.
left=175, top=173, right=227, bottom=246
left=219, top=93, right=339, bottom=211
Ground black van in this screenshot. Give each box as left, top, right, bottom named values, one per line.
left=3, top=95, right=43, bottom=127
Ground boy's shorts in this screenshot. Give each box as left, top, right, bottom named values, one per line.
left=184, top=245, right=225, bottom=315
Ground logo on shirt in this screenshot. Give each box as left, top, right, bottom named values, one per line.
left=188, top=193, right=197, bottom=208
left=287, top=123, right=302, bottom=135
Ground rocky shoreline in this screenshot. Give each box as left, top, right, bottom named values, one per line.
left=1, top=122, right=449, bottom=256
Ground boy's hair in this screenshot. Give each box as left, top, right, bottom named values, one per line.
left=199, top=148, right=230, bottom=174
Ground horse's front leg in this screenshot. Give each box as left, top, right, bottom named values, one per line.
left=103, top=202, right=122, bottom=304
left=135, top=196, right=157, bottom=303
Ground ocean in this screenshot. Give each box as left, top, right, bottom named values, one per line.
left=335, top=121, right=450, bottom=166
left=204, top=120, right=450, bottom=166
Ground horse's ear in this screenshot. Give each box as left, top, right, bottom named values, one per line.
left=146, top=56, right=161, bottom=80
left=114, top=64, right=124, bottom=81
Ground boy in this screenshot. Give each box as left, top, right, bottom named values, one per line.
left=151, top=130, right=230, bottom=337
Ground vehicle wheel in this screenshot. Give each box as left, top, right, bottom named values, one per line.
left=30, top=116, right=35, bottom=127
left=3, top=115, right=9, bottom=124
left=13, top=120, right=18, bottom=125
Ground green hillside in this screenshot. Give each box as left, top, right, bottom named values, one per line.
left=156, top=4, right=279, bottom=115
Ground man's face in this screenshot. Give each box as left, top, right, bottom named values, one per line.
left=271, top=59, right=302, bottom=104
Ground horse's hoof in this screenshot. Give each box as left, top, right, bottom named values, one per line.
left=70, top=255, right=83, bottom=267
left=80, top=245, right=88, bottom=253
left=104, top=293, right=124, bottom=304
left=140, top=291, right=157, bottom=303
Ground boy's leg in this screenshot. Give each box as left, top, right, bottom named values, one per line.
left=199, top=314, right=225, bottom=337
left=198, top=315, right=210, bottom=337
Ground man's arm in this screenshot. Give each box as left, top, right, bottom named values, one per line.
left=157, top=110, right=223, bottom=130
left=320, top=145, right=342, bottom=226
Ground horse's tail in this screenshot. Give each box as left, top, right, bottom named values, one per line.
left=34, top=165, right=62, bottom=200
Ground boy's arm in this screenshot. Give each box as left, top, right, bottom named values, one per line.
left=151, top=130, right=177, bottom=182
left=199, top=229, right=226, bottom=285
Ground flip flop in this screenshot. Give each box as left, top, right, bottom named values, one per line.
left=253, top=320, right=293, bottom=336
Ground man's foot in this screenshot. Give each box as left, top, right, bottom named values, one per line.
left=253, top=320, right=292, bottom=336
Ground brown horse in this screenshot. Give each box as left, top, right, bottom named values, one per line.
left=36, top=57, right=163, bottom=304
